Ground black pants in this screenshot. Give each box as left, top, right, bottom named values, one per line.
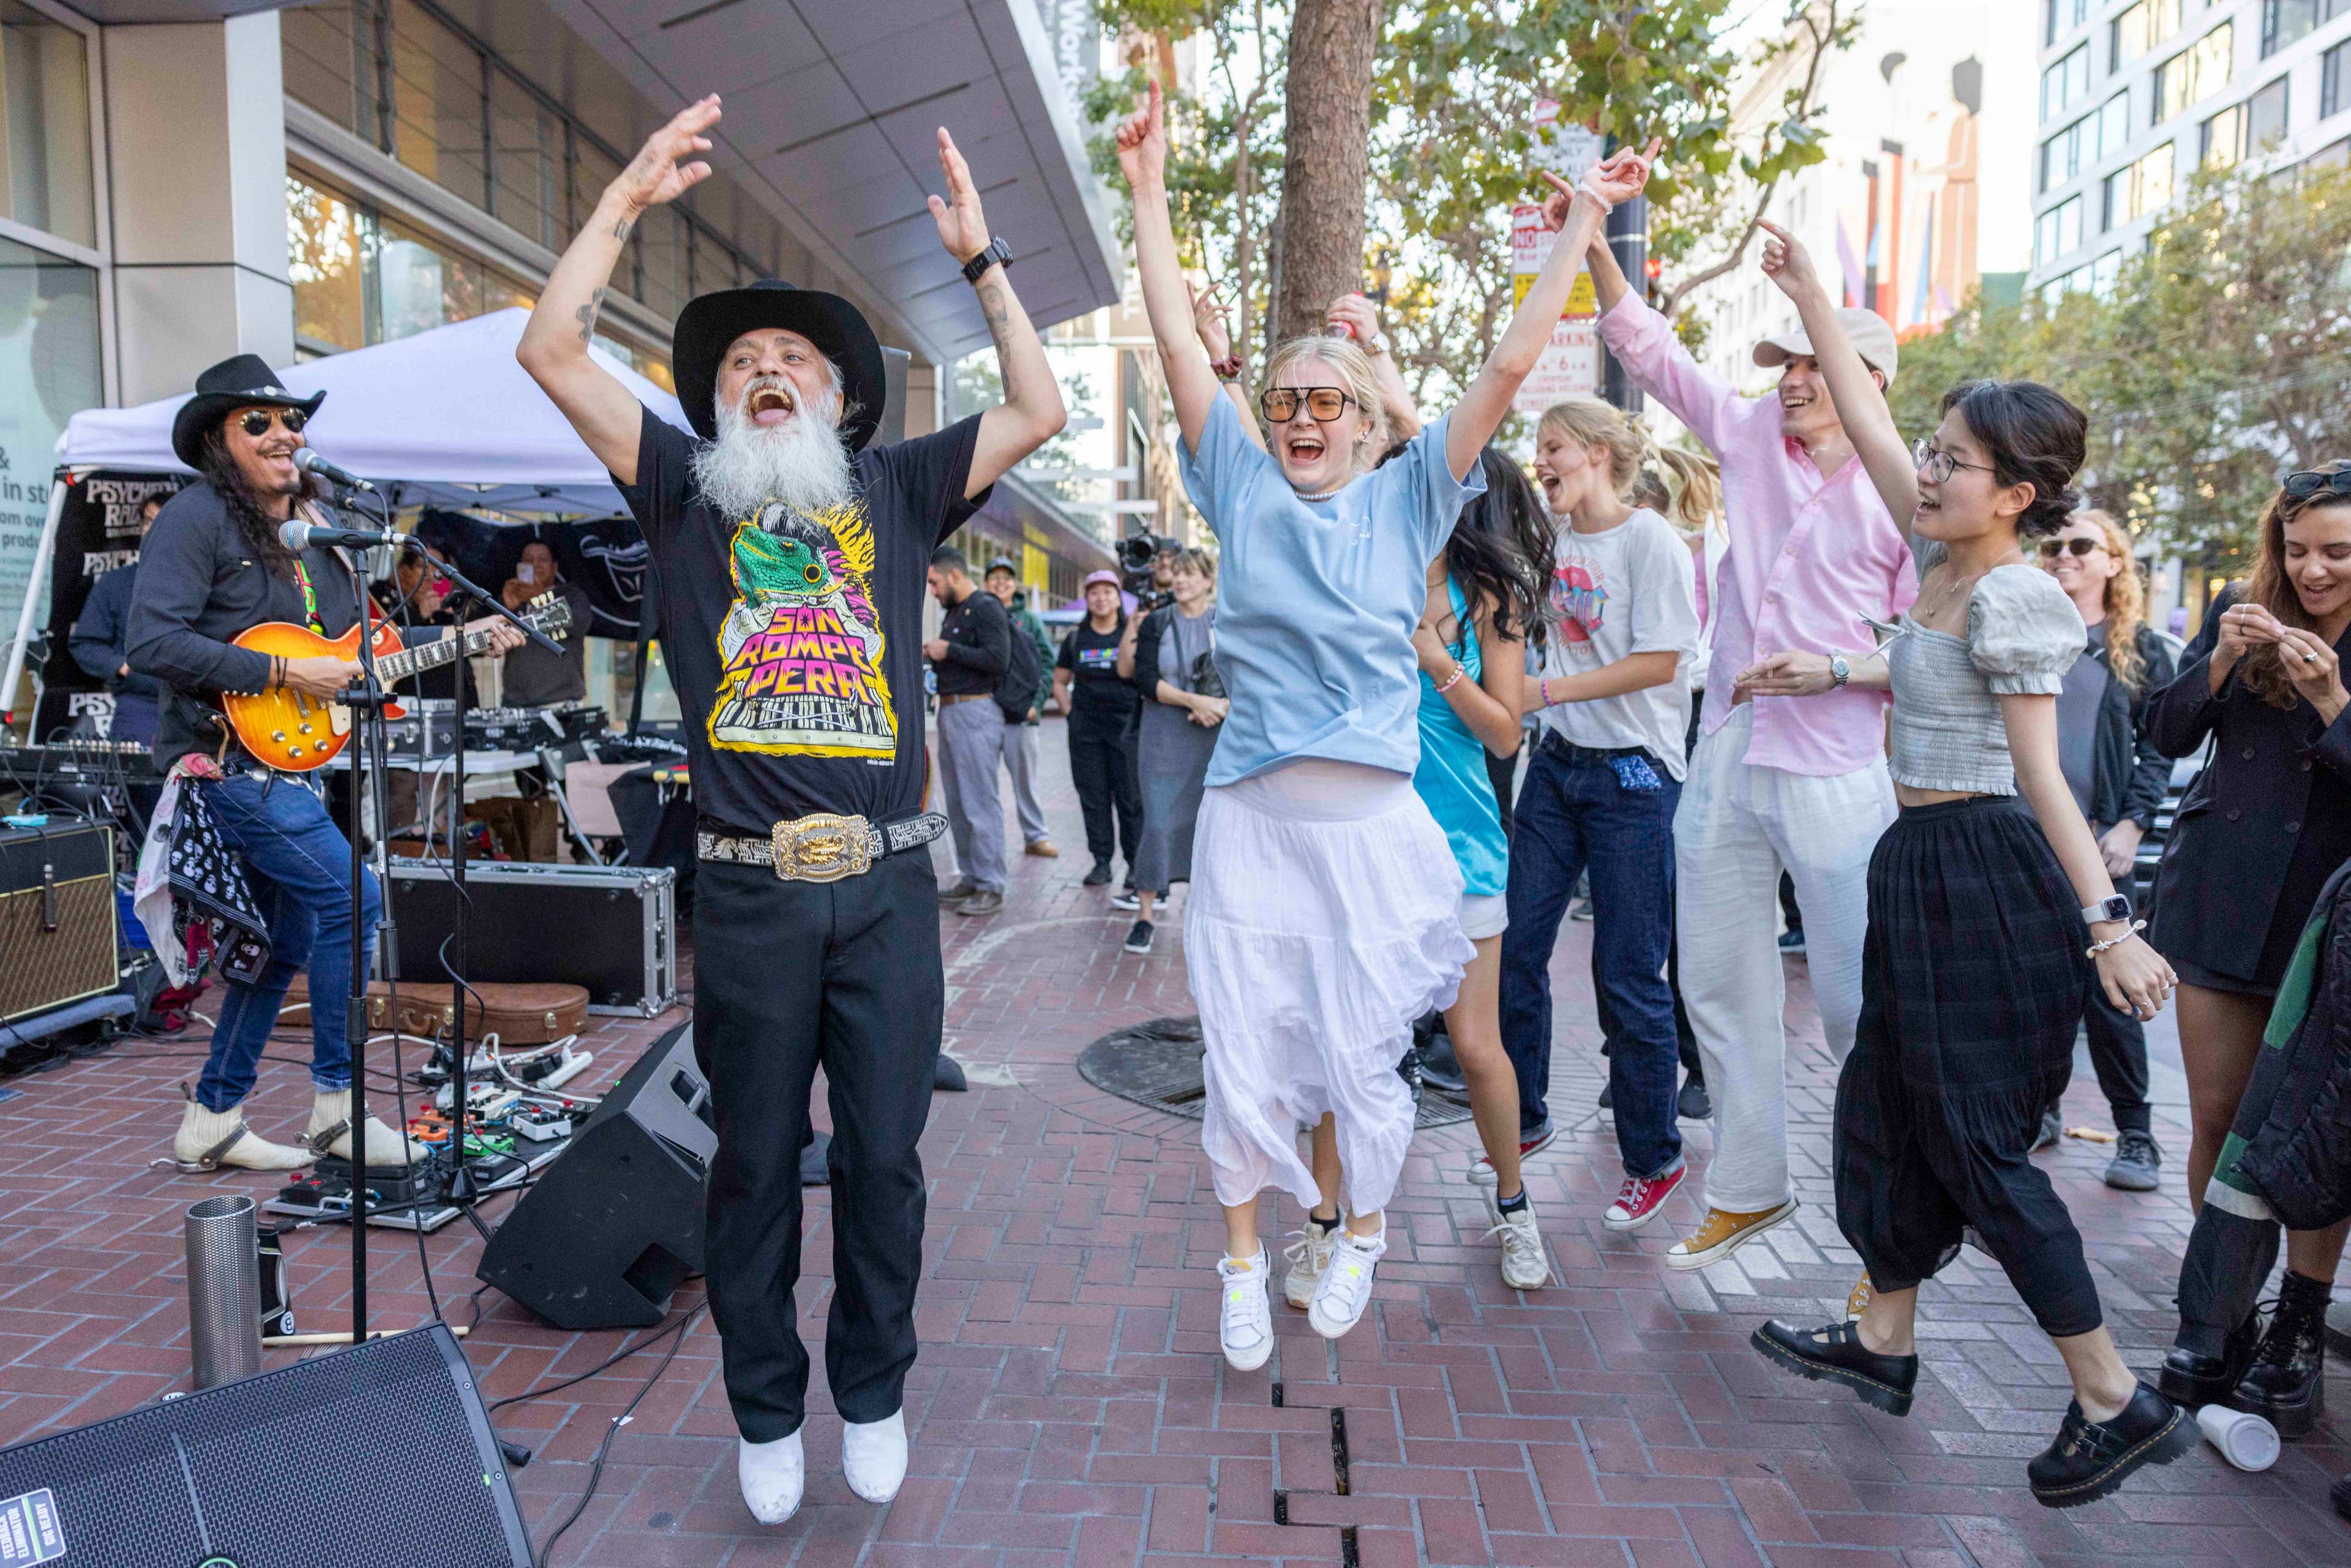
left=691, top=852, right=943, bottom=1441
left=1067, top=705, right=1142, bottom=871
left=2058, top=986, right=2153, bottom=1135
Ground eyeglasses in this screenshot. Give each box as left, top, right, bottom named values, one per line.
left=1911, top=437, right=1997, bottom=484
left=2038, top=538, right=2104, bottom=558
left=1258, top=386, right=1355, bottom=423
left=237, top=408, right=308, bottom=438
left=2282, top=468, right=2351, bottom=501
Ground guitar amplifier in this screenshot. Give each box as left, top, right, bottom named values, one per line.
left=0, top=822, right=119, bottom=1023
left=386, top=859, right=676, bottom=1016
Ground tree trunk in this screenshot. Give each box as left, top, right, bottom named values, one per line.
left=1272, top=0, right=1381, bottom=342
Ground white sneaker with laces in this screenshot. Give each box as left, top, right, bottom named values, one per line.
left=1218, top=1248, right=1275, bottom=1370
left=1281, top=1219, right=1340, bottom=1310
left=1307, top=1226, right=1387, bottom=1340
left=1481, top=1191, right=1552, bottom=1290
left=842, top=1409, right=909, bottom=1503
left=737, top=1430, right=805, bottom=1525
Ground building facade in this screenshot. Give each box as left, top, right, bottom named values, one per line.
left=0, top=0, right=1123, bottom=714
left=2028, top=0, right=2351, bottom=293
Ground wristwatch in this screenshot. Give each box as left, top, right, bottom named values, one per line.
left=1828, top=653, right=1850, bottom=689
left=962, top=236, right=1014, bottom=285
left=1366, top=328, right=1392, bottom=356
left=2081, top=893, right=2132, bottom=926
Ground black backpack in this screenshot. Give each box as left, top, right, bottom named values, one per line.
left=995, top=615, right=1042, bottom=721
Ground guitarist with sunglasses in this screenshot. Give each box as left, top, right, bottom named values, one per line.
left=127, top=354, right=523, bottom=1174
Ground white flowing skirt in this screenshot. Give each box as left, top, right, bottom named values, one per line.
left=1186, top=759, right=1472, bottom=1215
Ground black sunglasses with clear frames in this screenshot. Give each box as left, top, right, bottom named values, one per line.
left=1258, top=386, right=1355, bottom=424
left=237, top=408, right=308, bottom=438
left=2282, top=468, right=2351, bottom=501
left=2038, top=537, right=2104, bottom=558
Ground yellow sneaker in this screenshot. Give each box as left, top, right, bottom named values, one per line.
left=1846, top=1270, right=1873, bottom=1321
left=1663, top=1198, right=1799, bottom=1272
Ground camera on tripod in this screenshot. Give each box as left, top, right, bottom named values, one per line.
left=1117, top=528, right=1179, bottom=612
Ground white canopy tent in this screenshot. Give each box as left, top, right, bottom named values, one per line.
left=4, top=309, right=692, bottom=717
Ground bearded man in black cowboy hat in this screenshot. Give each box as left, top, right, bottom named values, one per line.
left=519, top=95, right=1065, bottom=1524
left=127, top=356, right=523, bottom=1174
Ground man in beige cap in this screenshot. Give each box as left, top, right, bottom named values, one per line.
left=1585, top=233, right=1919, bottom=1277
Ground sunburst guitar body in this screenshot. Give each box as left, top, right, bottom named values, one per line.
left=220, top=593, right=572, bottom=772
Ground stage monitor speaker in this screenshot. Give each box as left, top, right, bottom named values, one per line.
left=0, top=822, right=118, bottom=1024
left=476, top=1021, right=711, bottom=1329
left=0, top=1324, right=530, bottom=1567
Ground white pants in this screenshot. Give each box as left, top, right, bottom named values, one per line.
left=1674, top=703, right=1894, bottom=1214
left=999, top=716, right=1049, bottom=846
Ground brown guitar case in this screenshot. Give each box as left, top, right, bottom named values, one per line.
left=280, top=975, right=590, bottom=1045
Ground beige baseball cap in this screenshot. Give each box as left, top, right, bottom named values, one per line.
left=1753, top=309, right=1899, bottom=384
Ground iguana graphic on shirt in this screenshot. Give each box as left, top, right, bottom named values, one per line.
left=708, top=500, right=896, bottom=759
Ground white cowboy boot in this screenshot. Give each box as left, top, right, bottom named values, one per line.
left=172, top=1097, right=311, bottom=1172
left=737, top=1430, right=804, bottom=1525
left=306, top=1090, right=429, bottom=1165
left=842, top=1410, right=909, bottom=1504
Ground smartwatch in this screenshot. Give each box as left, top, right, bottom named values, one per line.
left=1828, top=653, right=1850, bottom=689
left=962, top=236, right=1014, bottom=285
left=2081, top=893, right=2132, bottom=926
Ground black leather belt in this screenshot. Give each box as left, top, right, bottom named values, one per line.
left=696, top=811, right=947, bottom=883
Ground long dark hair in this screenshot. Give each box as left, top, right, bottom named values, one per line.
left=197, top=425, right=302, bottom=576
left=2241, top=459, right=2351, bottom=710
left=1940, top=380, right=2085, bottom=539
left=1447, top=446, right=1552, bottom=644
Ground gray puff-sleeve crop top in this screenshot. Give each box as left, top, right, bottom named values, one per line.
left=1884, top=542, right=2085, bottom=795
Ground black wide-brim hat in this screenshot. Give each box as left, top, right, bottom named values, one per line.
left=672, top=281, right=887, bottom=451
left=170, top=353, right=325, bottom=471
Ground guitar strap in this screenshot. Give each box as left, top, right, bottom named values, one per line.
left=288, top=502, right=332, bottom=633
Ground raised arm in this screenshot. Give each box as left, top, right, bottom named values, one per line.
left=1327, top=293, right=1421, bottom=441
left=1191, top=282, right=1264, bottom=451
left=519, top=97, right=720, bottom=486
left=1757, top=220, right=1914, bottom=520
left=1116, top=81, right=1222, bottom=455
left=932, top=129, right=1067, bottom=495
left=1444, top=142, right=1660, bottom=481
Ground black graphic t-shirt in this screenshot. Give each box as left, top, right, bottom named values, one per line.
left=615, top=405, right=989, bottom=835
left=1056, top=617, right=1138, bottom=721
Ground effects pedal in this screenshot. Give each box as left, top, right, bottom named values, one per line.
left=511, top=1105, right=574, bottom=1143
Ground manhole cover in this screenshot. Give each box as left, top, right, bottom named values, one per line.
left=1076, top=1016, right=1473, bottom=1127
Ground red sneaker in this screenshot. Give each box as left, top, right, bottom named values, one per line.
left=1466, top=1124, right=1558, bottom=1187
left=1602, top=1164, right=1686, bottom=1232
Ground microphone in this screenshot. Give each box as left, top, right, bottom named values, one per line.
left=293, top=448, right=375, bottom=493
left=278, top=517, right=411, bottom=553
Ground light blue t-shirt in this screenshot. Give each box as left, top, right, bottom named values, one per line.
left=1177, top=397, right=1485, bottom=785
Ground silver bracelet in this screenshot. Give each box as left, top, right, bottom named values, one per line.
left=2085, top=918, right=2147, bottom=958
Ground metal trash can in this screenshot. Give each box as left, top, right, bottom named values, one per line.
left=186, top=1194, right=262, bottom=1389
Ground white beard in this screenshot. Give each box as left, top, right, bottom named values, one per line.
left=690, top=379, right=854, bottom=525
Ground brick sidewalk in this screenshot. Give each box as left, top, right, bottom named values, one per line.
left=2, top=714, right=2345, bottom=1566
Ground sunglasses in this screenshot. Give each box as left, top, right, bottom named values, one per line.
left=2283, top=468, right=2351, bottom=501
left=2038, top=538, right=2105, bottom=558
left=1258, top=386, right=1355, bottom=423
left=237, top=408, right=308, bottom=438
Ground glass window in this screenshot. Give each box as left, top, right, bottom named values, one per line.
left=283, top=2, right=364, bottom=140
left=2203, top=102, right=2246, bottom=165
left=2264, top=0, right=2347, bottom=58
left=2248, top=74, right=2291, bottom=146
left=0, top=1, right=94, bottom=249
left=2042, top=44, right=2091, bottom=122
left=2035, top=194, right=2084, bottom=265
left=388, top=0, right=488, bottom=206
left=0, top=231, right=99, bottom=638
left=490, top=73, right=558, bottom=252
left=2091, top=249, right=2123, bottom=295
left=2157, top=25, right=2235, bottom=122
left=2113, top=0, right=2183, bottom=67
left=2099, top=91, right=2132, bottom=158
left=2118, top=141, right=2176, bottom=219
left=289, top=176, right=369, bottom=351
left=2328, top=40, right=2347, bottom=118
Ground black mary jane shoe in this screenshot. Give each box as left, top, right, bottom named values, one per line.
left=2157, top=1309, right=2263, bottom=1408
left=2230, top=1270, right=2331, bottom=1439
left=1751, top=1318, right=1919, bottom=1417
left=2027, top=1382, right=2193, bottom=1508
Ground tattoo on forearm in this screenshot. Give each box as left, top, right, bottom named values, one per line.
left=575, top=287, right=606, bottom=346
left=978, top=279, right=1017, bottom=399
left=612, top=213, right=634, bottom=241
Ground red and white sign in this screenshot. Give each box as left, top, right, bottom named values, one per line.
left=1510, top=204, right=1599, bottom=412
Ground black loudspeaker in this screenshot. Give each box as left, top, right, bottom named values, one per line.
left=477, top=1021, right=712, bottom=1329
left=0, top=1325, right=530, bottom=1567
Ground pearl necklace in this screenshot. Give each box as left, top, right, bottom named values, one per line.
left=1296, top=487, right=1341, bottom=503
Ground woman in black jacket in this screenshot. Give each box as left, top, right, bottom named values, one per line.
left=2147, top=461, right=2351, bottom=1436
left=2036, top=509, right=2176, bottom=1190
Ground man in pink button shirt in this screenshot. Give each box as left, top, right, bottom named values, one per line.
left=1587, top=234, right=1919, bottom=1274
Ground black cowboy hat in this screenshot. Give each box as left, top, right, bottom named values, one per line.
left=170, top=353, right=324, bottom=471
left=672, top=280, right=887, bottom=451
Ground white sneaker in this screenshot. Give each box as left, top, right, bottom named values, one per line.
left=1307, top=1226, right=1387, bottom=1340
left=1281, top=1220, right=1340, bottom=1310
left=1217, top=1249, right=1275, bottom=1371
left=1481, top=1192, right=1553, bottom=1291
left=842, top=1409, right=908, bottom=1504
left=737, top=1430, right=804, bottom=1525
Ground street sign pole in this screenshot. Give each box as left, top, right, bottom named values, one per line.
left=1600, top=135, right=1648, bottom=415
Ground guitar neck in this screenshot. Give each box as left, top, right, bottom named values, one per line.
left=374, top=621, right=509, bottom=683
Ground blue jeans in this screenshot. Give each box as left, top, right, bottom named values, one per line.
left=1499, top=738, right=1683, bottom=1179
left=194, top=773, right=381, bottom=1111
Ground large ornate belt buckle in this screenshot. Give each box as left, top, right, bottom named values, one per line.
left=770, top=812, right=872, bottom=883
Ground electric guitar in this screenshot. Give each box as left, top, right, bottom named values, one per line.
left=221, top=593, right=574, bottom=772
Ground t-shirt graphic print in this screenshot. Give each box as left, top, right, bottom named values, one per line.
left=711, top=503, right=894, bottom=758
left=1554, top=556, right=1609, bottom=647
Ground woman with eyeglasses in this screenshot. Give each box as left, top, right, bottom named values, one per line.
left=1733, top=223, right=2189, bottom=1507
left=2032, top=510, right=2175, bottom=1191
left=2145, top=459, right=2351, bottom=1439
left=1115, top=80, right=1659, bottom=1368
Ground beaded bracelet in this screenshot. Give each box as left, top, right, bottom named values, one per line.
left=2085, top=917, right=2147, bottom=958
left=1435, top=662, right=1466, bottom=694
